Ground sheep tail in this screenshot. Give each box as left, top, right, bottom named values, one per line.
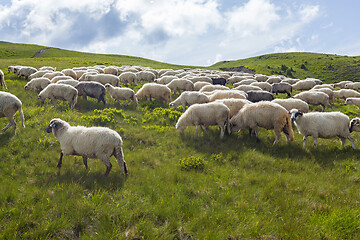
left=115, top=145, right=128, bottom=174
left=283, top=115, right=294, bottom=141
left=19, top=105, right=25, bottom=128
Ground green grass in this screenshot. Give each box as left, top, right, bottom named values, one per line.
left=1, top=42, right=360, bottom=239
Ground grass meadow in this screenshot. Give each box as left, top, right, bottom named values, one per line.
left=1, top=42, right=360, bottom=239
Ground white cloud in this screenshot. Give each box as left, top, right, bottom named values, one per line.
left=299, top=4, right=320, bottom=24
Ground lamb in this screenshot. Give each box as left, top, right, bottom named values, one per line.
left=345, top=98, right=360, bottom=109
left=208, top=90, right=247, bottom=102
left=155, top=76, right=178, bottom=84
left=38, top=84, right=78, bottom=109
left=0, top=91, right=25, bottom=133
left=105, top=83, right=138, bottom=106
left=136, top=83, right=171, bottom=103
left=56, top=79, right=80, bottom=87
left=247, top=90, right=274, bottom=102
left=0, top=70, right=7, bottom=89
left=215, top=99, right=251, bottom=118
left=85, top=74, right=119, bottom=86
left=293, top=91, right=331, bottom=111
left=175, top=102, right=230, bottom=139
left=166, top=79, right=194, bottom=93
left=230, top=101, right=294, bottom=144
left=136, top=71, right=156, bottom=82
left=169, top=91, right=209, bottom=111
left=292, top=80, right=317, bottom=91
left=233, top=85, right=262, bottom=92
left=74, top=82, right=106, bottom=105
left=17, top=67, right=37, bottom=79
left=333, top=89, right=360, bottom=100
left=271, top=83, right=292, bottom=97
left=61, top=69, right=77, bottom=79
left=118, top=72, right=137, bottom=86
left=272, top=98, right=309, bottom=113
left=45, top=118, right=127, bottom=175
left=250, top=82, right=272, bottom=92
left=194, top=81, right=211, bottom=91
left=290, top=109, right=357, bottom=149
left=24, top=77, right=51, bottom=91
left=199, top=85, right=229, bottom=93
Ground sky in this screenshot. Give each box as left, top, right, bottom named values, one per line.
left=0, top=0, right=359, bottom=66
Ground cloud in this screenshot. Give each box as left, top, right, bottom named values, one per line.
left=0, top=0, right=322, bottom=65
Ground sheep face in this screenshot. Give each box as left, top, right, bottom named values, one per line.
left=350, top=118, right=360, bottom=133
left=290, top=110, right=303, bottom=122
left=229, top=116, right=243, bottom=133
left=45, top=118, right=64, bottom=134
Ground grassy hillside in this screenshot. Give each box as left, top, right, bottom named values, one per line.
left=211, top=52, right=360, bottom=83
left=1, top=42, right=360, bottom=238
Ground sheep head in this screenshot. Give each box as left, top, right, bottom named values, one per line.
left=350, top=117, right=360, bottom=133
left=45, top=118, right=66, bottom=135
left=290, top=109, right=303, bottom=122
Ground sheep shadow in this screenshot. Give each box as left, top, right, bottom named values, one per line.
left=0, top=131, right=13, bottom=147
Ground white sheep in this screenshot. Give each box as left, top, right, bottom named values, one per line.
left=169, top=91, right=209, bottom=111
left=250, top=82, right=272, bottom=92
left=43, top=71, right=65, bottom=80
left=311, top=84, right=334, bottom=90
left=233, top=85, right=262, bottom=92
left=56, top=79, right=80, bottom=87
left=103, top=66, right=119, bottom=75
left=0, top=70, right=7, bottom=89
left=17, top=67, right=37, bottom=79
left=136, top=71, right=156, bottom=82
left=155, top=76, right=178, bottom=84
left=105, top=83, right=138, bottom=106
left=194, top=81, right=211, bottom=91
left=230, top=101, right=294, bottom=144
left=24, top=77, right=51, bottom=91
left=0, top=91, right=25, bottom=133
left=215, top=99, right=251, bottom=118
left=345, top=82, right=360, bottom=90
left=266, top=76, right=282, bottom=84
left=136, top=83, right=171, bottom=103
left=118, top=72, right=137, bottom=86
left=333, top=89, right=360, bottom=100
left=292, top=79, right=317, bottom=91
left=28, top=70, right=52, bottom=80
left=50, top=76, right=73, bottom=83
left=199, top=85, right=229, bottom=93
left=85, top=74, right=119, bottom=86
left=38, top=84, right=78, bottom=109
left=227, top=76, right=247, bottom=85
left=61, top=69, right=77, bottom=79
left=175, top=102, right=230, bottom=139
left=310, top=88, right=335, bottom=103
left=233, top=79, right=257, bottom=87
left=187, top=76, right=212, bottom=84
left=208, top=90, right=247, bottom=102
left=166, top=79, right=194, bottom=93
left=39, top=66, right=56, bottom=71
left=45, top=118, right=127, bottom=175
left=333, top=81, right=352, bottom=89
left=293, top=91, right=331, bottom=111
left=272, top=98, right=309, bottom=113
left=281, top=78, right=300, bottom=85
left=254, top=74, right=268, bottom=82
left=290, top=109, right=356, bottom=149
left=345, top=98, right=360, bottom=109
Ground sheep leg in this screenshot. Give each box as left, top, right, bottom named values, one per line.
left=253, top=128, right=260, bottom=143
left=313, top=138, right=318, bottom=148
left=248, top=128, right=252, bottom=136
left=200, top=125, right=207, bottom=133
left=2, top=122, right=12, bottom=132
left=115, top=147, right=128, bottom=174
left=57, top=152, right=63, bottom=168
left=303, top=136, right=307, bottom=147
left=320, top=104, right=325, bottom=112
left=100, top=157, right=112, bottom=176
left=273, top=128, right=281, bottom=145
left=124, top=99, right=131, bottom=106
left=82, top=156, right=88, bottom=169
left=219, top=125, right=225, bottom=139
left=347, top=135, right=355, bottom=149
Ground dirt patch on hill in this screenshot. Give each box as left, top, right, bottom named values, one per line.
left=32, top=48, right=48, bottom=58
left=219, top=66, right=255, bottom=74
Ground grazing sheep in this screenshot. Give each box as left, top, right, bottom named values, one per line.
left=175, top=102, right=230, bottom=139
left=50, top=76, right=73, bottom=83
left=85, top=74, right=119, bottom=86
left=333, top=81, right=352, bottom=89
left=211, top=77, right=227, bottom=86
left=24, top=77, right=51, bottom=91
left=349, top=118, right=360, bottom=133
left=105, top=83, right=138, bottom=106
left=187, top=76, right=212, bottom=84
left=199, top=85, right=229, bottom=93
left=56, top=79, right=80, bottom=87
left=0, top=91, right=25, bottom=133
left=290, top=109, right=356, bottom=149
left=312, top=84, right=334, bottom=90
left=39, top=66, right=56, bottom=71
left=103, top=66, right=118, bottom=75
left=136, top=71, right=156, bottom=82
left=266, top=76, right=282, bottom=84
left=293, top=91, right=331, bottom=111
left=254, top=74, right=268, bottom=82
left=227, top=76, right=247, bottom=85
left=208, top=90, right=247, bottom=102
left=61, top=69, right=77, bottom=79
left=230, top=101, right=294, bottom=144
left=233, top=79, right=257, bottom=87
left=334, top=89, right=360, bottom=100
left=271, top=83, right=292, bottom=97
left=0, top=70, right=7, bottom=89
left=247, top=90, right=274, bottom=102
left=43, top=72, right=65, bottom=80
left=28, top=70, right=52, bottom=80
left=233, top=85, right=262, bottom=93
left=155, top=75, right=178, bottom=84
left=45, top=118, right=127, bottom=175
left=292, top=80, right=317, bottom=91
left=281, top=78, right=300, bottom=85
left=169, top=91, right=209, bottom=111
left=17, top=67, right=37, bottom=79
left=194, top=81, right=212, bottom=91
left=166, top=79, right=194, bottom=93
left=74, top=81, right=106, bottom=104
left=345, top=98, right=360, bottom=109
left=136, top=83, right=171, bottom=103
left=78, top=71, right=97, bottom=81
left=345, top=82, right=360, bottom=90
left=272, top=98, right=309, bottom=113
left=250, top=82, right=272, bottom=92
left=215, top=99, right=251, bottom=118
left=310, top=88, right=335, bottom=103
left=38, top=84, right=78, bottom=109
left=119, top=72, right=137, bottom=85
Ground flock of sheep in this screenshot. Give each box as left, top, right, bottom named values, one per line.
left=2, top=64, right=360, bottom=175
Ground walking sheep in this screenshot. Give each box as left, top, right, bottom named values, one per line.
left=293, top=91, right=331, bottom=111
left=230, top=101, right=294, bottom=144
left=136, top=83, right=171, bottom=103
left=169, top=91, right=209, bottom=111
left=24, top=77, right=51, bottom=91
left=0, top=70, right=7, bottom=89
left=175, top=102, right=230, bottom=139
left=0, top=91, right=25, bottom=133
left=105, top=83, right=138, bottom=106
left=290, top=109, right=357, bottom=149
left=45, top=118, right=128, bottom=175
left=74, top=82, right=106, bottom=105
left=38, top=84, right=78, bottom=109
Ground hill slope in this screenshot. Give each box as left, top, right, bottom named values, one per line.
left=211, top=52, right=360, bottom=83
